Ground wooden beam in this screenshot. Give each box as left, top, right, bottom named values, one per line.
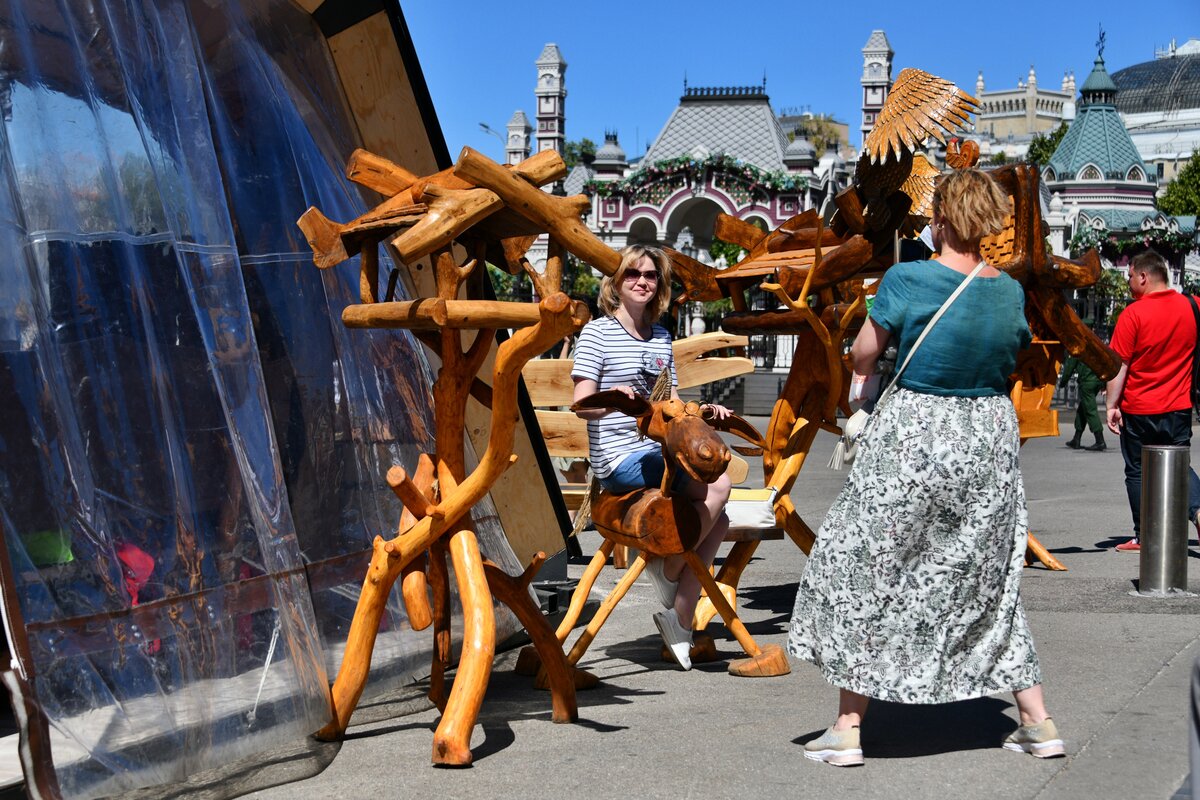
left=342, top=298, right=545, bottom=330
left=453, top=147, right=620, bottom=275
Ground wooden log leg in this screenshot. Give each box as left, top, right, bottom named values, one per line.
left=564, top=556, right=646, bottom=666
left=517, top=539, right=611, bottom=684
left=483, top=563, right=579, bottom=723
left=779, top=497, right=816, bottom=555
left=681, top=551, right=790, bottom=678
left=612, top=543, right=629, bottom=569
left=556, top=540, right=613, bottom=642
left=693, top=540, right=760, bottom=631
left=432, top=529, right=494, bottom=767
left=1026, top=531, right=1067, bottom=571
left=427, top=538, right=451, bottom=711
left=315, top=537, right=404, bottom=739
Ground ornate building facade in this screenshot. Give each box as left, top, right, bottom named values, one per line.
left=1042, top=51, right=1198, bottom=283
left=504, top=44, right=851, bottom=272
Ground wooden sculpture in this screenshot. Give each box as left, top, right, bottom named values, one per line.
left=520, top=392, right=789, bottom=680
left=654, top=69, right=1118, bottom=615
left=298, top=147, right=601, bottom=766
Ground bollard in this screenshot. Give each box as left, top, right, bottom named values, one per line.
left=1139, top=445, right=1190, bottom=595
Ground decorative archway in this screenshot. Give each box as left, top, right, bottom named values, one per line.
left=665, top=196, right=724, bottom=257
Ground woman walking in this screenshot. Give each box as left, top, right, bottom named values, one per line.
left=787, top=169, right=1064, bottom=766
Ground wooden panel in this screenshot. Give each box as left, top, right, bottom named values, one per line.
left=724, top=527, right=785, bottom=542
left=672, top=331, right=749, bottom=365
left=535, top=410, right=589, bottom=457
left=327, top=12, right=441, bottom=179
left=523, top=332, right=754, bottom=408
left=523, top=359, right=577, bottom=407
left=677, top=357, right=754, bottom=390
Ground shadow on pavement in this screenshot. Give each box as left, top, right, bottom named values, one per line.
left=793, top=697, right=1018, bottom=758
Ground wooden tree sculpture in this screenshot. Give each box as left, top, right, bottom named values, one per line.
left=655, top=69, right=1119, bottom=625
left=298, top=148, right=596, bottom=766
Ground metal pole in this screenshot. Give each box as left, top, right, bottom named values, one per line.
left=1139, top=445, right=1190, bottom=595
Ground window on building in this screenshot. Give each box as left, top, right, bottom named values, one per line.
left=1127, top=166, right=1145, bottom=182
left=1078, top=165, right=1101, bottom=181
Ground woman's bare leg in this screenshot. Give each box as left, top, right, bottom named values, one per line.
left=1013, top=684, right=1050, bottom=725
left=835, top=689, right=869, bottom=730
left=667, top=473, right=732, bottom=624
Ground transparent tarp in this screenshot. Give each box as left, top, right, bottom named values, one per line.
left=0, top=1, right=522, bottom=796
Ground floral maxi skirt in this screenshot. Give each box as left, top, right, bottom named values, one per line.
left=787, top=388, right=1042, bottom=704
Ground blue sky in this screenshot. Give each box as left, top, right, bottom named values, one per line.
left=405, top=2, right=1199, bottom=162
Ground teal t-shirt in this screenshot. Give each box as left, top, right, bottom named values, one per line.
left=869, top=260, right=1032, bottom=397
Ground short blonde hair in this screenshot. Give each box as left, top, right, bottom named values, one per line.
left=931, top=168, right=1010, bottom=246
left=597, top=245, right=673, bottom=322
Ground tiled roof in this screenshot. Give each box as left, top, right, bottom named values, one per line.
left=863, top=30, right=892, bottom=53
left=536, top=43, right=565, bottom=66
left=1047, top=103, right=1147, bottom=181
left=1077, top=209, right=1198, bottom=236
left=642, top=90, right=789, bottom=171
left=563, top=163, right=594, bottom=196
left=1080, top=56, right=1117, bottom=95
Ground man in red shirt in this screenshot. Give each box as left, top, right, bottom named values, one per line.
left=1105, top=250, right=1200, bottom=551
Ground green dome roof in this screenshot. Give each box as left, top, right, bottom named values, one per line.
left=1045, top=55, right=1148, bottom=183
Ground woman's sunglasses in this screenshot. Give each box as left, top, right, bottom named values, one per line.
left=622, top=268, right=659, bottom=283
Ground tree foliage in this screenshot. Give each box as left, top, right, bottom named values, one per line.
left=561, top=138, right=597, bottom=170
left=1158, top=150, right=1200, bottom=216
left=1025, top=122, right=1069, bottom=167
left=787, top=116, right=844, bottom=158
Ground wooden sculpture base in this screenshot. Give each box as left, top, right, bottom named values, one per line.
left=729, top=644, right=790, bottom=677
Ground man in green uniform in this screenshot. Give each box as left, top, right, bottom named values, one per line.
left=1060, top=354, right=1105, bottom=450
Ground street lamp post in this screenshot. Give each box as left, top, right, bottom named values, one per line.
left=478, top=122, right=505, bottom=160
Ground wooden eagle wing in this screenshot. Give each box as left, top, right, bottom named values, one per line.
left=900, top=153, right=940, bottom=218
left=864, top=68, right=980, bottom=164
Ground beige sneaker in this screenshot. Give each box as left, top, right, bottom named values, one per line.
left=803, top=726, right=864, bottom=767
left=1003, top=718, right=1065, bottom=758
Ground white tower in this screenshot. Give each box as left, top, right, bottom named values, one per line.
left=506, top=110, right=532, bottom=166
left=860, top=30, right=894, bottom=147
left=534, top=43, right=567, bottom=157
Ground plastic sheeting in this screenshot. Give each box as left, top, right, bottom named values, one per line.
left=0, top=1, right=523, bottom=796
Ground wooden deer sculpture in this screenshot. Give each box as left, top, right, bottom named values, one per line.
left=530, top=391, right=790, bottom=679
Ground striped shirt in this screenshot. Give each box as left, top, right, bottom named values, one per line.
left=570, top=316, right=677, bottom=477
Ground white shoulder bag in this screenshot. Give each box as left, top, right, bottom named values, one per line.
left=828, top=262, right=987, bottom=469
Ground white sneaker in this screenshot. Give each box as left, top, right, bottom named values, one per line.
left=653, top=609, right=693, bottom=670
left=644, top=558, right=678, bottom=608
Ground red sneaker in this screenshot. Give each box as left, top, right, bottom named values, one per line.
left=1115, top=538, right=1140, bottom=552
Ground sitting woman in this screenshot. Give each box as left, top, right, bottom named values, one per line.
left=571, top=244, right=732, bottom=671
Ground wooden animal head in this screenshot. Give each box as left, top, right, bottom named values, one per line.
left=571, top=391, right=765, bottom=489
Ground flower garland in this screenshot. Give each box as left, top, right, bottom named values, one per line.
left=1069, top=223, right=1198, bottom=259
left=584, top=153, right=807, bottom=201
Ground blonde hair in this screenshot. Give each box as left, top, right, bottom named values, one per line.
left=931, top=168, right=1010, bottom=246
left=597, top=245, right=673, bottom=322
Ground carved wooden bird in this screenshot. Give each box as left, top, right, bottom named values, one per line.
left=854, top=69, right=980, bottom=231
left=945, top=138, right=981, bottom=170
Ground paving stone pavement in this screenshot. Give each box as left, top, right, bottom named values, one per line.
left=249, top=417, right=1200, bottom=800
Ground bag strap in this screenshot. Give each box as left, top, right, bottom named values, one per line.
left=876, top=261, right=987, bottom=408
left=1187, top=296, right=1200, bottom=387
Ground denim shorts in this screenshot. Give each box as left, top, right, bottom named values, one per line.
left=599, top=448, right=686, bottom=494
